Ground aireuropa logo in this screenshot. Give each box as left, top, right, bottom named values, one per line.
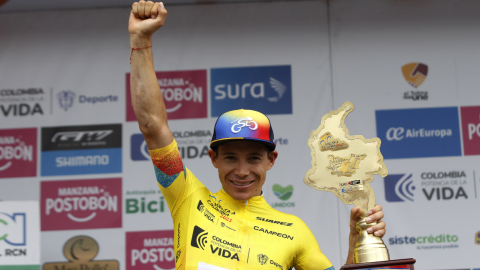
left=271, top=184, right=295, bottom=208
left=376, top=107, right=461, bottom=159
left=126, top=230, right=175, bottom=270
left=43, top=235, right=119, bottom=270
left=210, top=65, right=292, bottom=116
left=0, top=213, right=26, bottom=246
left=41, top=124, right=122, bottom=176
left=460, top=106, right=480, bottom=156
left=384, top=174, right=415, bottom=202
left=40, top=178, right=122, bottom=231
left=402, top=63, right=428, bottom=88
left=131, top=134, right=149, bottom=161
left=0, top=128, right=37, bottom=178
left=126, top=70, right=208, bottom=121
left=57, top=90, right=76, bottom=111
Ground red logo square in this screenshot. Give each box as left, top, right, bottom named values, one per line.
left=126, top=230, right=175, bottom=270
left=41, top=178, right=122, bottom=231
left=0, top=128, right=37, bottom=178
left=461, top=106, right=480, bottom=156
left=126, top=70, right=207, bottom=121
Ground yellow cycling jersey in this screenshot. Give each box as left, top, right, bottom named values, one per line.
left=150, top=140, right=334, bottom=270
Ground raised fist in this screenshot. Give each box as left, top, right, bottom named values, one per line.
left=128, top=1, right=167, bottom=38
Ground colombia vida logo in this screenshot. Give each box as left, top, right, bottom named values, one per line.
left=401, top=62, right=429, bottom=101
left=43, top=236, right=119, bottom=270
left=271, top=184, right=295, bottom=208
left=41, top=178, right=122, bottom=231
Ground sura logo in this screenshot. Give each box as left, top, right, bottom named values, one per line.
left=214, top=77, right=287, bottom=103
left=386, top=127, right=452, bottom=141
left=230, top=117, right=258, bottom=133
left=0, top=213, right=26, bottom=246
left=45, top=186, right=118, bottom=223
left=57, top=90, right=76, bottom=112
left=210, top=65, right=292, bottom=116
left=0, top=136, right=33, bottom=172
left=384, top=174, right=415, bottom=202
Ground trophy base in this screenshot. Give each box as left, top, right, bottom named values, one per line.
left=342, top=258, right=416, bottom=270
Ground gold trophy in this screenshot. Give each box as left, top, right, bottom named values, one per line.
left=303, top=102, right=415, bottom=268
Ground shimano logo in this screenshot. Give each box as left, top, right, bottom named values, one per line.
left=230, top=117, right=258, bottom=133
left=56, top=155, right=109, bottom=167
left=386, top=127, right=452, bottom=141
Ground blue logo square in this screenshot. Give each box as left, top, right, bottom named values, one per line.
left=210, top=65, right=292, bottom=116
left=376, top=107, right=462, bottom=159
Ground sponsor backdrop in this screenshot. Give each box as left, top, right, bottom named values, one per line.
left=0, top=0, right=479, bottom=269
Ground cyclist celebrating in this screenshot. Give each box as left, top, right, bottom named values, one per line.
left=128, top=2, right=386, bottom=269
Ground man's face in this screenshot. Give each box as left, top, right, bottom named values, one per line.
left=208, top=141, right=278, bottom=201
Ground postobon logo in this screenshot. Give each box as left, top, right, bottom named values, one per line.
left=43, top=236, right=119, bottom=270
left=41, top=178, right=122, bottom=231
left=0, top=128, right=37, bottom=178
left=126, top=230, right=175, bottom=270
left=402, top=63, right=428, bottom=88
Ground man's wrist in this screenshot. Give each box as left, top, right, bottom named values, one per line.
left=130, top=35, right=152, bottom=48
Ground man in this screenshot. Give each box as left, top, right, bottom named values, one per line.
left=128, top=2, right=386, bottom=269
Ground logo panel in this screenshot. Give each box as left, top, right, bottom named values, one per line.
left=41, top=124, right=122, bottom=176
left=376, top=107, right=461, bottom=159
left=0, top=128, right=37, bottom=178
left=131, top=134, right=149, bottom=161
left=40, top=178, right=122, bottom=231
left=460, top=106, right=480, bottom=156
left=384, top=174, right=415, bottom=202
left=0, top=88, right=45, bottom=117
left=126, top=230, right=175, bottom=270
left=210, top=65, right=292, bottom=116
left=43, top=236, right=119, bottom=270
left=0, top=201, right=40, bottom=265
left=126, top=70, right=208, bottom=121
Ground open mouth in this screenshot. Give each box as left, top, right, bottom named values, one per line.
left=231, top=180, right=255, bottom=187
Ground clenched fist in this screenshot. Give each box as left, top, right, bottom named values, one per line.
left=128, top=1, right=167, bottom=39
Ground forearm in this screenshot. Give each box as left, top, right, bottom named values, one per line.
left=130, top=35, right=172, bottom=149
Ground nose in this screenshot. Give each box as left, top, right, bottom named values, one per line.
left=234, top=160, right=250, bottom=178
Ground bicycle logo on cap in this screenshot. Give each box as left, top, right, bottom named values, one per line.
left=230, top=117, right=258, bottom=133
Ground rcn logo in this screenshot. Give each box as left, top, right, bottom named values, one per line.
left=384, top=174, right=415, bottom=202
left=210, top=65, right=292, bottom=116
left=131, top=134, right=149, bottom=161
left=376, top=107, right=461, bottom=159
left=0, top=213, right=26, bottom=246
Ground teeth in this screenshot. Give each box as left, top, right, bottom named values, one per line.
left=232, top=181, right=253, bottom=186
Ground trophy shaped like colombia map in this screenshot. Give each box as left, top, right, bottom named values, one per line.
left=304, top=102, right=388, bottom=212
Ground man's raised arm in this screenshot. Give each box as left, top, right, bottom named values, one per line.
left=128, top=1, right=172, bottom=150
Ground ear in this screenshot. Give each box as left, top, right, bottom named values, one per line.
left=266, top=150, right=278, bottom=170
left=208, top=149, right=219, bottom=168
